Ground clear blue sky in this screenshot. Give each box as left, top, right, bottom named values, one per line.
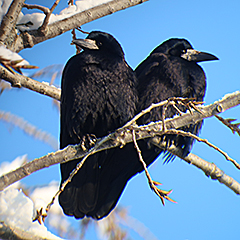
left=1, top=1, right=240, bottom=239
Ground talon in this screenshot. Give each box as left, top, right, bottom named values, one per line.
left=80, top=136, right=87, bottom=151
left=151, top=183, right=177, bottom=206
left=33, top=208, right=48, bottom=225
left=153, top=180, right=162, bottom=186
left=87, top=133, right=97, bottom=147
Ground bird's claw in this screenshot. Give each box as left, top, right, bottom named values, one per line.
left=80, top=134, right=97, bottom=151
left=32, top=208, right=47, bottom=225
left=151, top=181, right=177, bottom=206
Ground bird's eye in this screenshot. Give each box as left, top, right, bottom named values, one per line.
left=97, top=42, right=103, bottom=47
left=182, top=49, right=186, bottom=54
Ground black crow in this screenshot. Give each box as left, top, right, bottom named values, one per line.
left=135, top=38, right=218, bottom=162
left=59, top=31, right=140, bottom=220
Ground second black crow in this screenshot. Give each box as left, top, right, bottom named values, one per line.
left=135, top=38, right=218, bottom=162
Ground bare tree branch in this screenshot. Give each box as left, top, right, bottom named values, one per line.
left=151, top=140, right=240, bottom=195
left=0, top=91, right=239, bottom=194
left=0, top=0, right=25, bottom=48
left=39, top=0, right=61, bottom=33
left=1, top=60, right=240, bottom=123
left=23, top=3, right=50, bottom=15
left=0, top=65, right=61, bottom=101
left=0, top=110, right=58, bottom=150
left=132, top=129, right=176, bottom=205
left=215, top=115, right=240, bottom=136
left=149, top=128, right=240, bottom=170
left=13, top=0, right=148, bottom=52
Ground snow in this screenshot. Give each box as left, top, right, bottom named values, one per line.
left=30, top=181, right=62, bottom=216
left=0, top=188, right=64, bottom=240
left=0, top=0, right=12, bottom=22
left=16, top=0, right=113, bottom=31
left=30, top=181, right=71, bottom=233
left=0, top=45, right=30, bottom=66
left=0, top=156, right=69, bottom=238
left=0, top=155, right=27, bottom=189
left=0, top=0, right=113, bottom=62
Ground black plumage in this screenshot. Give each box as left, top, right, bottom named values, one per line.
left=135, top=38, right=218, bottom=162
left=59, top=31, right=141, bottom=220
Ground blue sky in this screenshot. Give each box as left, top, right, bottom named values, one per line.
left=1, top=0, right=240, bottom=239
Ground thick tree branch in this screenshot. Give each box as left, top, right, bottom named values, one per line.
left=0, top=0, right=25, bottom=48
left=0, top=91, right=239, bottom=193
left=1, top=62, right=240, bottom=120
left=0, top=65, right=61, bottom=101
left=13, top=0, right=148, bottom=52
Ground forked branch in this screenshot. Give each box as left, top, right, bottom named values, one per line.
left=0, top=92, right=239, bottom=195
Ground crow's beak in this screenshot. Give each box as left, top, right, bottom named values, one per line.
left=181, top=49, right=219, bottom=62
left=72, top=39, right=99, bottom=50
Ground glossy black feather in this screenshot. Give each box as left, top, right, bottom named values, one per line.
left=135, top=38, right=218, bottom=162
left=59, top=31, right=140, bottom=220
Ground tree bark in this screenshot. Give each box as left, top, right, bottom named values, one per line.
left=0, top=91, right=239, bottom=194
left=13, top=0, right=148, bottom=52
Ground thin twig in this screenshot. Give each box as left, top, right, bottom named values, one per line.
left=215, top=115, right=240, bottom=136
left=23, top=3, right=50, bottom=14
left=71, top=29, right=82, bottom=54
left=0, top=110, right=58, bottom=150
left=151, top=138, right=240, bottom=195
left=161, top=129, right=240, bottom=170
left=123, top=97, right=187, bottom=128
left=123, top=97, right=204, bottom=129
left=46, top=152, right=92, bottom=213
left=45, top=131, right=115, bottom=214
left=138, top=123, right=240, bottom=169
left=39, top=0, right=61, bottom=33
left=161, top=101, right=168, bottom=132
left=132, top=130, right=175, bottom=205
left=76, top=27, right=90, bottom=35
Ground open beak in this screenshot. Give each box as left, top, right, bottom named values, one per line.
left=72, top=39, right=99, bottom=50
left=181, top=49, right=219, bottom=62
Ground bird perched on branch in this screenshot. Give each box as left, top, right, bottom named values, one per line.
left=135, top=38, right=218, bottom=162
left=59, top=31, right=142, bottom=220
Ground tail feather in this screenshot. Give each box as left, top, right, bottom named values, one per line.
left=59, top=142, right=161, bottom=220
left=59, top=154, right=101, bottom=218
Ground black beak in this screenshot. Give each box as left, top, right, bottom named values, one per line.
left=72, top=39, right=99, bottom=50
left=181, top=49, right=219, bottom=62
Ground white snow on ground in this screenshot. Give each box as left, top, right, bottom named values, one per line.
left=0, top=188, right=64, bottom=240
